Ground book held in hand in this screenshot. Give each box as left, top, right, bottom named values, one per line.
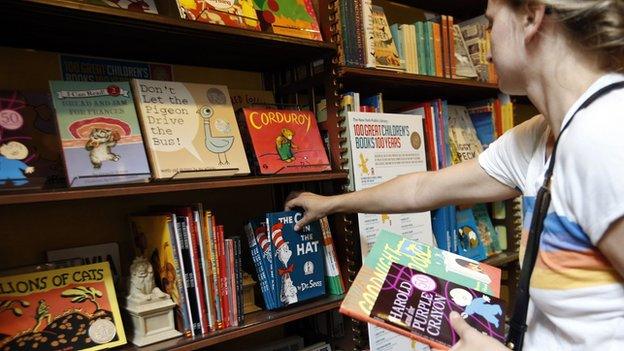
left=371, top=262, right=505, bottom=350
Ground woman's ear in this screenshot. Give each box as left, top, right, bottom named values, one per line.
left=523, top=2, right=547, bottom=44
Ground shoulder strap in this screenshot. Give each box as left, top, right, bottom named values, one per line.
left=506, top=80, right=624, bottom=350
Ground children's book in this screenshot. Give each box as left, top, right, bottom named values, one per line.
left=239, top=108, right=330, bottom=174
left=456, top=208, right=487, bottom=261
left=176, top=0, right=261, bottom=31
left=84, top=0, right=159, bottom=14
left=46, top=243, right=122, bottom=285
left=370, top=262, right=505, bottom=350
left=49, top=81, right=151, bottom=187
left=0, top=262, right=126, bottom=351
left=254, top=0, right=323, bottom=41
left=447, top=105, right=483, bottom=164
left=371, top=6, right=403, bottom=71
left=340, top=230, right=502, bottom=350
left=265, top=211, right=326, bottom=308
left=0, top=91, right=65, bottom=188
left=472, top=204, right=502, bottom=257
left=229, top=89, right=276, bottom=112
left=132, top=79, right=250, bottom=179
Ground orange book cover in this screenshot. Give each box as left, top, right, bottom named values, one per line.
left=441, top=15, right=450, bottom=78
left=0, top=262, right=126, bottom=351
left=432, top=22, right=443, bottom=78
left=255, top=0, right=323, bottom=41
left=240, top=108, right=330, bottom=174
left=176, top=0, right=261, bottom=31
left=448, top=16, right=456, bottom=78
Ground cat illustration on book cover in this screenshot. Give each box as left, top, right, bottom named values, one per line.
left=270, top=222, right=298, bottom=305
left=85, top=127, right=121, bottom=168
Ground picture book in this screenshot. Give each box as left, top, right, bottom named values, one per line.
left=472, top=204, right=502, bottom=257
left=456, top=208, right=487, bottom=261
left=447, top=105, right=483, bottom=165
left=371, top=5, right=403, bottom=71
left=60, top=55, right=173, bottom=82
left=132, top=79, right=250, bottom=179
left=229, top=89, right=276, bottom=112
left=128, top=214, right=191, bottom=334
left=49, top=81, right=151, bottom=187
left=370, top=262, right=505, bottom=349
left=346, top=112, right=434, bottom=258
left=254, top=0, right=323, bottom=41
left=0, top=262, right=126, bottom=351
left=46, top=243, right=122, bottom=285
left=239, top=108, right=330, bottom=174
left=176, top=0, right=261, bottom=31
left=0, top=90, right=65, bottom=188
left=84, top=0, right=159, bottom=14
left=244, top=218, right=276, bottom=309
left=265, top=211, right=326, bottom=308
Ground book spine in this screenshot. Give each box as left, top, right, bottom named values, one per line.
left=319, top=217, right=345, bottom=295
left=186, top=215, right=208, bottom=335
left=209, top=214, right=224, bottom=329
left=176, top=218, right=202, bottom=336
left=361, top=0, right=375, bottom=68
left=167, top=215, right=192, bottom=335
left=441, top=15, right=450, bottom=78
left=244, top=222, right=273, bottom=309
left=234, top=236, right=244, bottom=325
left=196, top=209, right=215, bottom=332
left=225, top=239, right=237, bottom=327
left=217, top=225, right=230, bottom=328
left=432, top=22, right=443, bottom=77
left=448, top=16, right=456, bottom=78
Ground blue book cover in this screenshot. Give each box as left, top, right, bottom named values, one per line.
left=456, top=208, right=487, bottom=261
left=49, top=81, right=150, bottom=187
left=244, top=219, right=276, bottom=310
left=266, top=211, right=326, bottom=308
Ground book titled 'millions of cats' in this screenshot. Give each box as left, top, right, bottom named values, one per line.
left=339, top=229, right=503, bottom=350
left=0, top=262, right=126, bottom=351
left=370, top=262, right=505, bottom=350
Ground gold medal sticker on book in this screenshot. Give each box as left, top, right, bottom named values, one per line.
left=0, top=262, right=126, bottom=351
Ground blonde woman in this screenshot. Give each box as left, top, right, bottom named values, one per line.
left=286, top=0, right=624, bottom=349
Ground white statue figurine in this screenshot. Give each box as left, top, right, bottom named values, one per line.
left=126, top=256, right=168, bottom=304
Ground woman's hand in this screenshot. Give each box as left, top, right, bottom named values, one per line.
left=284, top=191, right=334, bottom=231
left=437, top=311, right=510, bottom=351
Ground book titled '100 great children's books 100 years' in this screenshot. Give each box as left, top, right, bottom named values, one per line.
left=340, top=230, right=505, bottom=350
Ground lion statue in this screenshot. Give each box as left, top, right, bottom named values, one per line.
left=126, top=256, right=168, bottom=304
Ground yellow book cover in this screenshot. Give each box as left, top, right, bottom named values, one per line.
left=0, top=262, right=126, bottom=350
left=132, top=79, right=251, bottom=179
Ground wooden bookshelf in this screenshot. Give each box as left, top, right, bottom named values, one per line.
left=337, top=66, right=499, bottom=103
left=0, top=172, right=348, bottom=205
left=120, top=295, right=343, bottom=351
left=0, top=0, right=336, bottom=70
left=383, top=0, right=487, bottom=20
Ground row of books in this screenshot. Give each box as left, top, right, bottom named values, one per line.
left=244, top=212, right=345, bottom=312
left=129, top=207, right=245, bottom=335
left=0, top=80, right=330, bottom=189
left=336, top=1, right=497, bottom=83
left=75, top=0, right=323, bottom=41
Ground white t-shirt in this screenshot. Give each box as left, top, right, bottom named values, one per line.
left=479, top=73, right=624, bottom=350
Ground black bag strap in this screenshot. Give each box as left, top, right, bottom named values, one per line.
left=506, top=80, right=624, bottom=351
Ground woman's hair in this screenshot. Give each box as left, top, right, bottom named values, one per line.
left=506, top=0, right=624, bottom=72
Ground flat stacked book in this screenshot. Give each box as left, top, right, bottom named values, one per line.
left=245, top=210, right=326, bottom=309
left=49, top=81, right=151, bottom=187
left=340, top=230, right=505, bottom=350
left=176, top=0, right=261, bottom=31
left=132, top=79, right=250, bottom=179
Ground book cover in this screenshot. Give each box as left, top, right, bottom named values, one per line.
left=60, top=55, right=173, bottom=82
left=229, top=89, right=275, bottom=112
left=240, top=108, right=330, bottom=174
left=371, top=5, right=402, bottom=70
left=370, top=262, right=505, bottom=349
left=244, top=219, right=275, bottom=309
left=254, top=0, right=323, bottom=41
left=128, top=214, right=192, bottom=334
left=319, top=217, right=345, bottom=295
left=177, top=0, right=260, bottom=31
left=132, top=79, right=250, bottom=179
left=0, top=262, right=126, bottom=351
left=472, top=204, right=502, bottom=257
left=84, top=0, right=159, bottom=14
left=346, top=112, right=434, bottom=258
left=0, top=91, right=65, bottom=188
left=46, top=243, right=122, bottom=285
left=456, top=208, right=487, bottom=261
left=266, top=211, right=326, bottom=308
left=49, top=81, right=151, bottom=187
left=447, top=105, right=483, bottom=165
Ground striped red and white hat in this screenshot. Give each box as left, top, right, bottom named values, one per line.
left=255, top=226, right=270, bottom=255
left=271, top=222, right=286, bottom=250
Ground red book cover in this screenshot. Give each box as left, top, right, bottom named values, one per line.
left=240, top=108, right=330, bottom=174
left=209, top=214, right=224, bottom=330
left=216, top=225, right=230, bottom=328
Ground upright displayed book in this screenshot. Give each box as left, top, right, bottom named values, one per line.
left=446, top=105, right=483, bottom=165
left=340, top=230, right=504, bottom=350
left=371, top=5, right=402, bottom=70
left=0, top=90, right=64, bottom=188
left=132, top=79, right=250, bottom=179
left=176, top=0, right=261, bottom=31
left=46, top=242, right=122, bottom=285
left=0, top=262, right=126, bottom=351
left=239, top=108, right=330, bottom=174
left=49, top=81, right=151, bottom=187
left=254, top=0, right=323, bottom=41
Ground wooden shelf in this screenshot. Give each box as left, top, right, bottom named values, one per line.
left=483, top=251, right=519, bottom=267
left=388, top=0, right=487, bottom=20
left=120, top=295, right=343, bottom=351
left=0, top=172, right=348, bottom=205
left=0, top=0, right=336, bottom=70
left=337, top=67, right=499, bottom=103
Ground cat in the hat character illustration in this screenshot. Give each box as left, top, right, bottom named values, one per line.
left=255, top=225, right=272, bottom=261
left=271, top=222, right=298, bottom=305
